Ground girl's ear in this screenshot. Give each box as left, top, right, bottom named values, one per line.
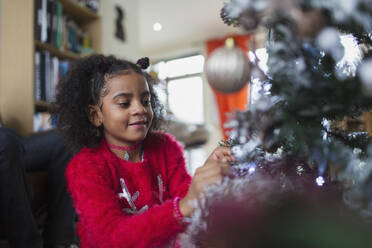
left=88, top=105, right=103, bottom=127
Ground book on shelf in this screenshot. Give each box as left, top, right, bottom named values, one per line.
left=66, top=18, right=79, bottom=53
left=51, top=57, right=59, bottom=102
left=39, top=51, right=46, bottom=101
left=51, top=1, right=57, bottom=46
left=34, top=0, right=42, bottom=41
left=47, top=0, right=56, bottom=44
left=34, top=51, right=71, bottom=103
left=44, top=51, right=51, bottom=102
left=34, top=51, right=42, bottom=101
left=63, top=17, right=94, bottom=54
left=41, top=0, right=48, bottom=42
left=55, top=1, right=63, bottom=48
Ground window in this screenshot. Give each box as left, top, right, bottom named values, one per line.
left=152, top=54, right=205, bottom=124
left=168, top=76, right=204, bottom=123
left=152, top=54, right=206, bottom=174
left=154, top=55, right=205, bottom=80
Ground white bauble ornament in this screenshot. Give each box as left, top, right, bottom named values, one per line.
left=205, top=45, right=251, bottom=93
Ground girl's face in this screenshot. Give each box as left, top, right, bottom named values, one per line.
left=94, top=71, right=153, bottom=146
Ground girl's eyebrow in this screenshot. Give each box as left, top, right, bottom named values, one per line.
left=113, top=92, right=132, bottom=99
left=113, top=91, right=150, bottom=99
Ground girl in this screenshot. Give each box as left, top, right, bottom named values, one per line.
left=54, top=54, right=233, bottom=248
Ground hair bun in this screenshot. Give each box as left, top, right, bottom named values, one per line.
left=136, top=57, right=150, bottom=70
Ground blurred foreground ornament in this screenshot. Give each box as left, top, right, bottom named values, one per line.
left=205, top=38, right=251, bottom=93
left=358, top=58, right=372, bottom=96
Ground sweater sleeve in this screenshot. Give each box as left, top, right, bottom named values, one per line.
left=66, top=151, right=186, bottom=248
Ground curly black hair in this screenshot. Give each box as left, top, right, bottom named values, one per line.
left=52, top=54, right=164, bottom=151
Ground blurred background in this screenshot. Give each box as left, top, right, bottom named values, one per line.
left=0, top=0, right=362, bottom=175
left=2, top=1, right=372, bottom=248
left=0, top=0, right=267, bottom=174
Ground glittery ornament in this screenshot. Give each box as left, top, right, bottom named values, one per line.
left=205, top=38, right=251, bottom=93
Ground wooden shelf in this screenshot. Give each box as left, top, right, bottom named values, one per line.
left=35, top=40, right=85, bottom=60
left=58, top=0, right=100, bottom=24
left=35, top=101, right=52, bottom=112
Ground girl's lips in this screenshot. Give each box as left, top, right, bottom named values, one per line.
left=129, top=124, right=146, bottom=130
left=129, top=121, right=147, bottom=128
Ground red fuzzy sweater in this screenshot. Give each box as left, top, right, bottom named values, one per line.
left=66, top=132, right=192, bottom=248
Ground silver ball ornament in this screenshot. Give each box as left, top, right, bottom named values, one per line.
left=205, top=46, right=251, bottom=93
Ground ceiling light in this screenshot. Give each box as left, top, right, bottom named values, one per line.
left=153, top=22, right=162, bottom=31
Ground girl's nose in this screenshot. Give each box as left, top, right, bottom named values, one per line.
left=131, top=101, right=146, bottom=115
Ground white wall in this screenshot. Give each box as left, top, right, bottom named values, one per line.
left=99, top=0, right=140, bottom=61
left=202, top=66, right=223, bottom=157
left=143, top=40, right=205, bottom=62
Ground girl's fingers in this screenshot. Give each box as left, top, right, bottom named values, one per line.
left=211, top=147, right=230, bottom=158
left=196, top=159, right=232, bottom=180
left=210, top=147, right=236, bottom=162
left=188, top=160, right=233, bottom=202
left=220, top=159, right=234, bottom=178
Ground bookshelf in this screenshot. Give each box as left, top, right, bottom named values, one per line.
left=35, top=40, right=82, bottom=60
left=0, top=0, right=101, bottom=136
left=58, top=0, right=100, bottom=23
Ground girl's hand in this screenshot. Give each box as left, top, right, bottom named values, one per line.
left=209, top=146, right=236, bottom=162
left=179, top=148, right=233, bottom=217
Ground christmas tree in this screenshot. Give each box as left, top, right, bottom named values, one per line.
left=183, top=0, right=372, bottom=247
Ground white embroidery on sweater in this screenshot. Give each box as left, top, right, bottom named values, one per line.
left=153, top=174, right=165, bottom=204
left=118, top=178, right=148, bottom=214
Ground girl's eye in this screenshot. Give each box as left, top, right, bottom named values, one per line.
left=142, top=99, right=151, bottom=106
left=118, top=102, right=130, bottom=107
